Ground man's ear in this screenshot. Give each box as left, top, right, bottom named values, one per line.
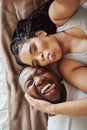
left=35, top=30, right=47, bottom=36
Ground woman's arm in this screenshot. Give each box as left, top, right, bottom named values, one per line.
left=25, top=93, right=87, bottom=115
left=59, top=59, right=87, bottom=93
left=48, top=0, right=81, bottom=26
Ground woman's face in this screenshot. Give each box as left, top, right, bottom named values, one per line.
left=19, top=33, right=62, bottom=66
left=19, top=66, right=62, bottom=103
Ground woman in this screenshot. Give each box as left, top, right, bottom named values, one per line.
left=10, top=0, right=87, bottom=104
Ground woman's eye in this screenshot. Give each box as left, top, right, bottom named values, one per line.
left=31, top=43, right=37, bottom=54
left=32, top=60, right=38, bottom=67
left=34, top=44, right=37, bottom=52
left=26, top=79, right=33, bottom=88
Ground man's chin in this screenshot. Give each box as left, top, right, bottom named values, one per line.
left=50, top=100, right=60, bottom=104
left=45, top=98, right=61, bottom=104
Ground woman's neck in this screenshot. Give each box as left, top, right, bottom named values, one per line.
left=54, top=32, right=72, bottom=54
left=54, top=32, right=80, bottom=54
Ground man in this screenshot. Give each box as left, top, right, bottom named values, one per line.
left=19, top=66, right=66, bottom=104
left=19, top=66, right=87, bottom=130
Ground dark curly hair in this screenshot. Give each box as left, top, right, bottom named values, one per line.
left=10, top=0, right=56, bottom=66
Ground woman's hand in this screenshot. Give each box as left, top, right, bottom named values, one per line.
left=25, top=93, right=53, bottom=114
left=25, top=93, right=87, bottom=115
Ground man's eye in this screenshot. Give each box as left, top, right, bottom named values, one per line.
left=37, top=68, right=47, bottom=75
left=26, top=79, right=33, bottom=88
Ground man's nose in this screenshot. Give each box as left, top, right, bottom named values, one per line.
left=34, top=76, right=44, bottom=86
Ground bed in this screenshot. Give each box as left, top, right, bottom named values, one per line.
left=1, top=0, right=48, bottom=130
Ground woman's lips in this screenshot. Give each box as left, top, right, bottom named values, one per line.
left=47, top=52, right=56, bottom=61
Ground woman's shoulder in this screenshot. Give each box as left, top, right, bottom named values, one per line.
left=59, top=58, right=85, bottom=78
left=49, top=0, right=82, bottom=26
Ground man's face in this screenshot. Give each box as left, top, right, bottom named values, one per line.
left=19, top=32, right=62, bottom=66
left=19, top=66, right=63, bottom=103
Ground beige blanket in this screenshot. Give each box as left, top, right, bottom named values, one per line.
left=1, top=0, right=48, bottom=130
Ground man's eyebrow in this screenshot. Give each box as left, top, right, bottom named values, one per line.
left=24, top=76, right=31, bottom=87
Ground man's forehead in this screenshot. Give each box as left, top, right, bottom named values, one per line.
left=21, top=66, right=49, bottom=78
left=22, top=67, right=36, bottom=76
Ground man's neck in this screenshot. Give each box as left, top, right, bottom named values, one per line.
left=60, top=84, right=67, bottom=103
left=48, top=84, right=66, bottom=117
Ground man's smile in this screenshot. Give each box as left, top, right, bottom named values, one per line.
left=41, top=83, right=56, bottom=94
left=36, top=79, right=56, bottom=96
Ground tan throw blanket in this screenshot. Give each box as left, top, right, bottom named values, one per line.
left=1, top=0, right=48, bottom=130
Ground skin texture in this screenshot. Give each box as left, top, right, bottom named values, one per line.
left=19, top=66, right=66, bottom=103
left=19, top=33, right=62, bottom=66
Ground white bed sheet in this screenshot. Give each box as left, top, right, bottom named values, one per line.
left=0, top=1, right=9, bottom=129
left=0, top=47, right=9, bottom=130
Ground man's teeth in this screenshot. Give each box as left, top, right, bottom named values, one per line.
left=41, top=83, right=51, bottom=94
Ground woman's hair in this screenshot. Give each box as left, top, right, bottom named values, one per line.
left=10, top=0, right=56, bottom=66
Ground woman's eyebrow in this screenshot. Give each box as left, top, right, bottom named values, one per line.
left=29, top=44, right=32, bottom=54
left=32, top=60, right=38, bottom=66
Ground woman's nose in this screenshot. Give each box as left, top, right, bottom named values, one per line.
left=34, top=76, right=44, bottom=86
left=36, top=53, right=44, bottom=61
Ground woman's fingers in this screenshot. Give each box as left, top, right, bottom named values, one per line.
left=25, top=93, right=52, bottom=113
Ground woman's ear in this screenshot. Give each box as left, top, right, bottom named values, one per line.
left=35, top=30, right=47, bottom=36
